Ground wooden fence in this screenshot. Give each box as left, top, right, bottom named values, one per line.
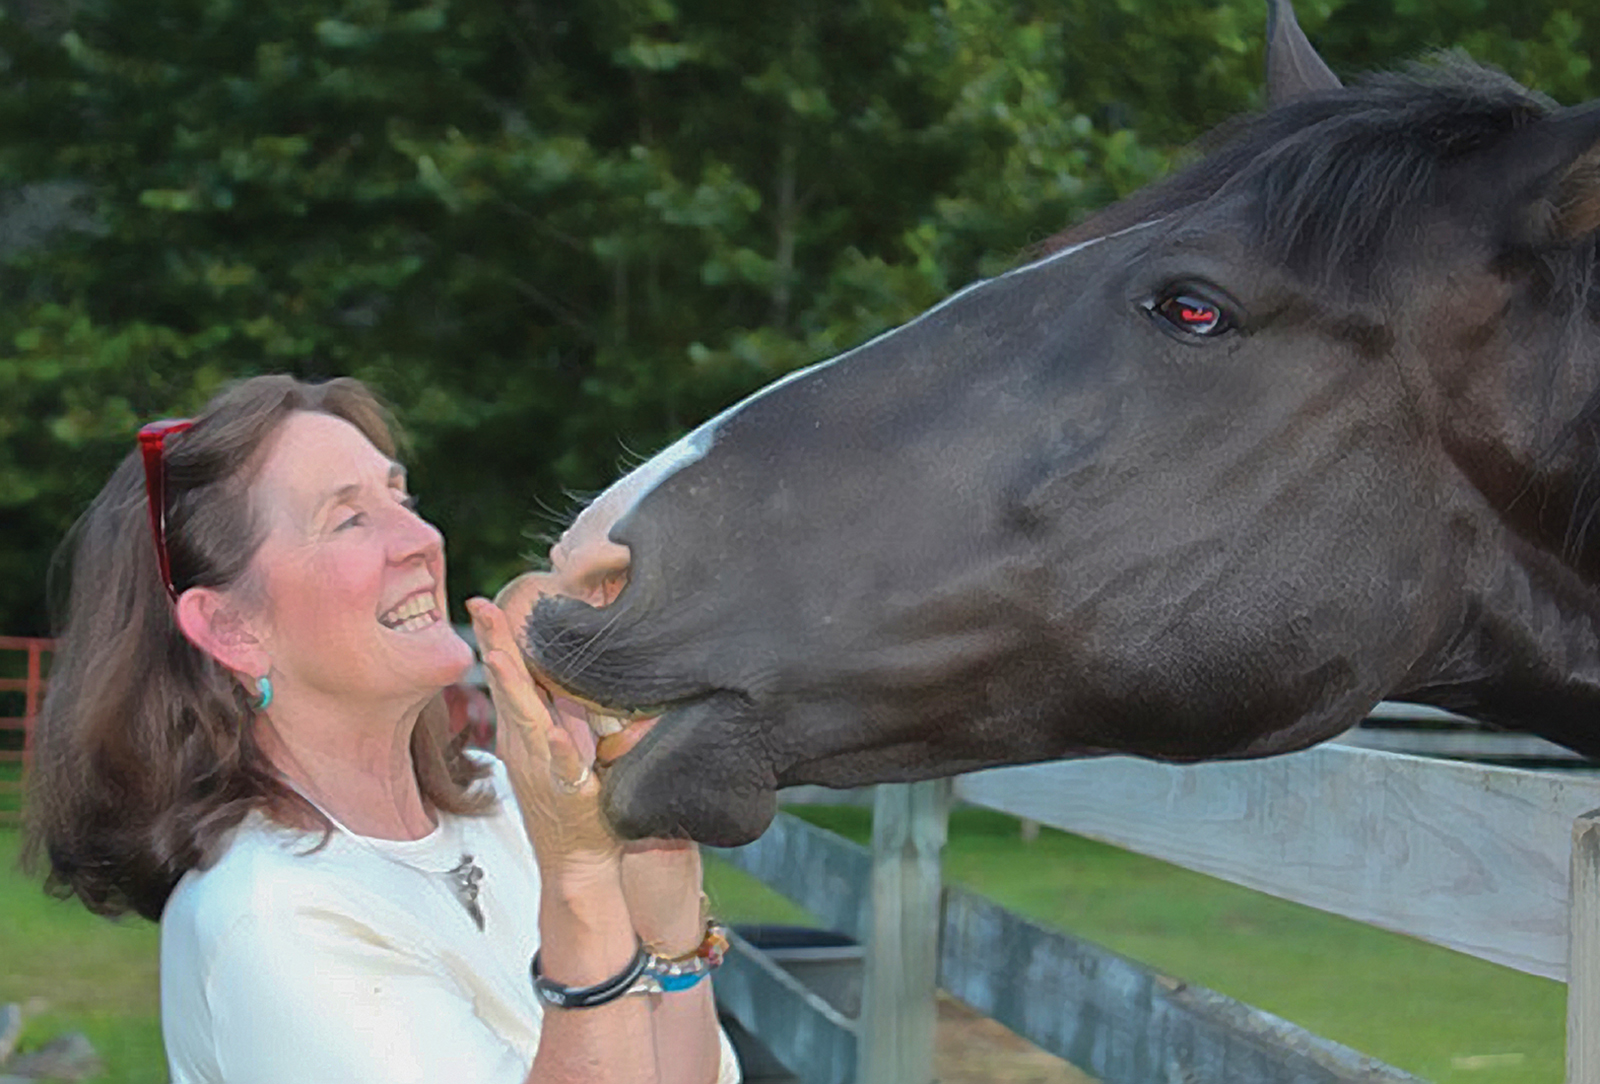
left=711, top=743, right=1600, bottom=1084
left=1348, top=703, right=1591, bottom=763
left=0, top=637, right=50, bottom=827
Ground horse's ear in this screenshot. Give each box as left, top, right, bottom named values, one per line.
left=1496, top=102, right=1600, bottom=248
left=1265, top=0, right=1341, bottom=105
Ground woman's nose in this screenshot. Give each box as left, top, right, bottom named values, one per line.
left=391, top=503, right=446, bottom=562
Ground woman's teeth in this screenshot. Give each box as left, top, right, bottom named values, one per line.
left=380, top=594, right=438, bottom=630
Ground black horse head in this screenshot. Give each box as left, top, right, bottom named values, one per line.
left=506, top=1, right=1600, bottom=845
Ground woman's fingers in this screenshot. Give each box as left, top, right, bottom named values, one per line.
left=472, top=593, right=624, bottom=872
left=468, top=598, right=528, bottom=688
left=468, top=598, right=595, bottom=794
left=479, top=648, right=549, bottom=733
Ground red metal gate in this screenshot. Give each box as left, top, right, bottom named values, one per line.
left=0, top=636, right=53, bottom=826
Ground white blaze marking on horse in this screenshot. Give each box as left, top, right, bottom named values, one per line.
left=585, top=220, right=1161, bottom=528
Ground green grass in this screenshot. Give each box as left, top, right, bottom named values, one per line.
left=706, top=805, right=1565, bottom=1084
left=3, top=806, right=1567, bottom=1084
left=0, top=830, right=165, bottom=1084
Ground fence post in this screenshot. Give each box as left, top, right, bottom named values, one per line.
left=1572, top=809, right=1600, bottom=1084
left=857, top=779, right=952, bottom=1084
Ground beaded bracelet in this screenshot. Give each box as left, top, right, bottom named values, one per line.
left=530, top=938, right=650, bottom=1009
left=632, top=919, right=730, bottom=995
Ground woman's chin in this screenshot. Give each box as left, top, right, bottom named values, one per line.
left=397, top=623, right=478, bottom=691
left=437, top=632, right=479, bottom=684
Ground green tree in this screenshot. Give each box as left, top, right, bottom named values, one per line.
left=1, top=1, right=1594, bottom=635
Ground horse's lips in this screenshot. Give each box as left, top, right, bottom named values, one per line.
left=595, top=716, right=659, bottom=765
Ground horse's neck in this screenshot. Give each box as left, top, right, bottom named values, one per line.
left=1401, top=538, right=1600, bottom=754
left=1411, top=314, right=1600, bottom=753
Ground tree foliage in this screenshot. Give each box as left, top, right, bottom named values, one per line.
left=1, top=0, right=1595, bottom=634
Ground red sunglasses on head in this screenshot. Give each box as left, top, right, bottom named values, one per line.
left=137, top=418, right=195, bottom=602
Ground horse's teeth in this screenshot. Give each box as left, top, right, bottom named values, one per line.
left=586, top=709, right=625, bottom=737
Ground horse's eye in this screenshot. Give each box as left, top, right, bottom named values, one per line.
left=1148, top=292, right=1234, bottom=338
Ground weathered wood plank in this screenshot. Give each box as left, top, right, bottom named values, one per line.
left=1335, top=727, right=1587, bottom=762
left=940, top=887, right=1425, bottom=1084
left=708, top=811, right=873, bottom=940
left=1570, top=810, right=1600, bottom=1084
left=713, top=929, right=857, bottom=1084
left=955, top=746, right=1600, bottom=979
left=858, top=781, right=951, bottom=1084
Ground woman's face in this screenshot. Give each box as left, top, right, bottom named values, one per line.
left=244, top=411, right=473, bottom=709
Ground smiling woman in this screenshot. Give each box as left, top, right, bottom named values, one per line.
left=21, top=375, right=738, bottom=1084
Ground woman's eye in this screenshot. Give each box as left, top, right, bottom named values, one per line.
left=400, top=494, right=419, bottom=513
left=1148, top=292, right=1234, bottom=337
left=337, top=512, right=366, bottom=530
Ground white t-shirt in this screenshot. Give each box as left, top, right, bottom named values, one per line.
left=160, top=755, right=740, bottom=1083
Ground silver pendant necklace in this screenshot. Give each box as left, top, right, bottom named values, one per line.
left=281, top=778, right=488, bottom=933
left=446, top=855, right=487, bottom=931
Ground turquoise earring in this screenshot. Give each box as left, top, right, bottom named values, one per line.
left=253, top=675, right=274, bottom=711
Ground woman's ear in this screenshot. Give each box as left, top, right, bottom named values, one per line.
left=175, top=587, right=269, bottom=678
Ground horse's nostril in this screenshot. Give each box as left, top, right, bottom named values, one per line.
left=571, top=566, right=631, bottom=607
left=550, top=532, right=633, bottom=609
left=597, top=569, right=629, bottom=607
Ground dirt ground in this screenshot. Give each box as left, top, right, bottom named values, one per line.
left=934, top=993, right=1096, bottom=1084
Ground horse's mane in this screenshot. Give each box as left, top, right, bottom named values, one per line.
left=1045, top=55, right=1600, bottom=571
left=1043, top=56, right=1561, bottom=296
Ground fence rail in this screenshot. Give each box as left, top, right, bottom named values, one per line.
left=955, top=747, right=1600, bottom=980
left=0, top=636, right=51, bottom=827
left=939, top=885, right=1423, bottom=1084
left=714, top=742, right=1600, bottom=1084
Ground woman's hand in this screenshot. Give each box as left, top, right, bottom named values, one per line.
left=622, top=839, right=707, bottom=956
left=466, top=597, right=621, bottom=874
left=471, top=587, right=709, bottom=954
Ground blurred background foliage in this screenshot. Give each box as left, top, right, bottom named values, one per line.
left=0, top=0, right=1595, bottom=633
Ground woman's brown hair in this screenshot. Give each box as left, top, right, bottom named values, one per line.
left=22, top=375, right=490, bottom=921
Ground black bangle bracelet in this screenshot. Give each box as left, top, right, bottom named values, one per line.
left=530, top=939, right=649, bottom=1009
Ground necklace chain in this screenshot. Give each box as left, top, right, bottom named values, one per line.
left=279, top=777, right=488, bottom=933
